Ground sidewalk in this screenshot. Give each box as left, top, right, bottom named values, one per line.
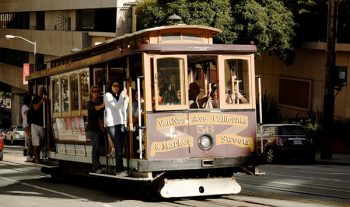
left=315, top=153, right=350, bottom=166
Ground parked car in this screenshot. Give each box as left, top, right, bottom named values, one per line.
left=5, top=125, right=25, bottom=144
left=0, top=131, right=4, bottom=160
left=257, top=124, right=315, bottom=164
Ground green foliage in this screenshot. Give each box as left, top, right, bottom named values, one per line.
left=296, top=0, right=317, bottom=14
left=232, top=0, right=296, bottom=64
left=136, top=0, right=236, bottom=43
left=136, top=0, right=296, bottom=64
left=295, top=110, right=322, bottom=140
left=0, top=91, right=11, bottom=99
left=283, top=0, right=317, bottom=15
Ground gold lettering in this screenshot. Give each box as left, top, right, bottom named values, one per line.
left=151, top=137, right=193, bottom=156
left=157, top=114, right=188, bottom=129
left=216, top=134, right=254, bottom=152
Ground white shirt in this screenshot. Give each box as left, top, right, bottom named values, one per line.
left=104, top=91, right=129, bottom=127
left=21, top=104, right=29, bottom=128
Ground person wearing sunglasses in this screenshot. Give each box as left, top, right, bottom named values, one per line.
left=87, top=85, right=105, bottom=173
left=104, top=79, right=129, bottom=177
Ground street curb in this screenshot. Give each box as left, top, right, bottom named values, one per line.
left=315, top=160, right=350, bottom=166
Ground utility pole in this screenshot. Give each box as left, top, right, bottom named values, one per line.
left=321, top=0, right=338, bottom=159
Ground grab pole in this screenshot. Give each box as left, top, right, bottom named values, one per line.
left=137, top=76, right=143, bottom=159
left=257, top=75, right=264, bottom=153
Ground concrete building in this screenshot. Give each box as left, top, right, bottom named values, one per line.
left=256, top=42, right=350, bottom=121
left=0, top=0, right=138, bottom=126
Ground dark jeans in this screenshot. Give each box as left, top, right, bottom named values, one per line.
left=87, top=130, right=101, bottom=171
left=107, top=125, right=126, bottom=172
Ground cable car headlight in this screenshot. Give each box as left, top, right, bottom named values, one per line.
left=197, top=135, right=213, bottom=151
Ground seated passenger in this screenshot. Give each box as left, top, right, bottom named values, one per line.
left=189, top=82, right=201, bottom=108
left=226, top=90, right=234, bottom=104
left=159, top=75, right=177, bottom=105
left=237, top=91, right=248, bottom=103
left=226, top=90, right=248, bottom=104
left=202, top=85, right=218, bottom=109
left=161, top=89, right=177, bottom=105
left=209, top=86, right=218, bottom=108
left=174, top=90, right=181, bottom=104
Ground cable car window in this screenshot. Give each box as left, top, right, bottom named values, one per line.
left=52, top=78, right=59, bottom=113
left=161, top=32, right=181, bottom=41
left=79, top=70, right=89, bottom=110
left=183, top=34, right=201, bottom=42
left=70, top=73, right=79, bottom=111
left=61, top=75, right=69, bottom=112
left=153, top=56, right=187, bottom=110
left=224, top=59, right=250, bottom=105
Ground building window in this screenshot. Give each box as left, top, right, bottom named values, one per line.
left=36, top=11, right=45, bottom=30
left=0, top=12, right=29, bottom=29
left=0, top=47, right=28, bottom=67
left=76, top=9, right=116, bottom=32
left=76, top=10, right=94, bottom=31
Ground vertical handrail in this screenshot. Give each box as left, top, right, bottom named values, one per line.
left=257, top=75, right=264, bottom=153
left=137, top=76, right=143, bottom=159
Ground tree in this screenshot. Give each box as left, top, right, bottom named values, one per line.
left=232, top=0, right=295, bottom=63
left=136, top=0, right=296, bottom=63
left=136, top=0, right=236, bottom=44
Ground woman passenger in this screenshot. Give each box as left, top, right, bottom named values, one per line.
left=87, top=85, right=105, bottom=173
left=104, top=80, right=129, bottom=177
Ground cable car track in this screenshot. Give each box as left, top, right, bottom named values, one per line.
left=1, top=152, right=348, bottom=206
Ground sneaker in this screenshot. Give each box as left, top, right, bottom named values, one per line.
left=26, top=156, right=34, bottom=162
left=95, top=169, right=103, bottom=174
left=116, top=170, right=128, bottom=177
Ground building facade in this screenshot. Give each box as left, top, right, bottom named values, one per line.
left=256, top=42, right=350, bottom=121
left=0, top=0, right=138, bottom=125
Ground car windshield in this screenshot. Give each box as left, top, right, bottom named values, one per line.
left=279, top=126, right=305, bottom=136
left=17, top=126, right=24, bottom=131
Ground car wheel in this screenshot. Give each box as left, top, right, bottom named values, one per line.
left=266, top=148, right=276, bottom=164
left=0, top=151, right=3, bottom=161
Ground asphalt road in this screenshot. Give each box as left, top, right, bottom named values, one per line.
left=1, top=145, right=349, bottom=207
left=236, top=164, right=350, bottom=206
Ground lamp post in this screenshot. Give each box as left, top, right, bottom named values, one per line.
left=5, top=35, right=36, bottom=71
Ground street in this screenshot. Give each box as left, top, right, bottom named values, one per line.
left=236, top=164, right=350, bottom=206
left=0, top=145, right=349, bottom=207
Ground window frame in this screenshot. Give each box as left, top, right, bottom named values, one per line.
left=51, top=76, right=60, bottom=118
left=69, top=72, right=80, bottom=116
left=218, top=54, right=256, bottom=110
left=50, top=68, right=89, bottom=118
left=153, top=55, right=188, bottom=111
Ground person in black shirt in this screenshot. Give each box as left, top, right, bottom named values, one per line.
left=31, top=87, right=46, bottom=163
left=87, top=86, right=105, bottom=173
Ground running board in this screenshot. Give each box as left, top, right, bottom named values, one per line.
left=160, top=177, right=241, bottom=198
left=89, top=172, right=153, bottom=181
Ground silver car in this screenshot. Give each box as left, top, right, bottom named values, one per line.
left=5, top=125, right=25, bottom=144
